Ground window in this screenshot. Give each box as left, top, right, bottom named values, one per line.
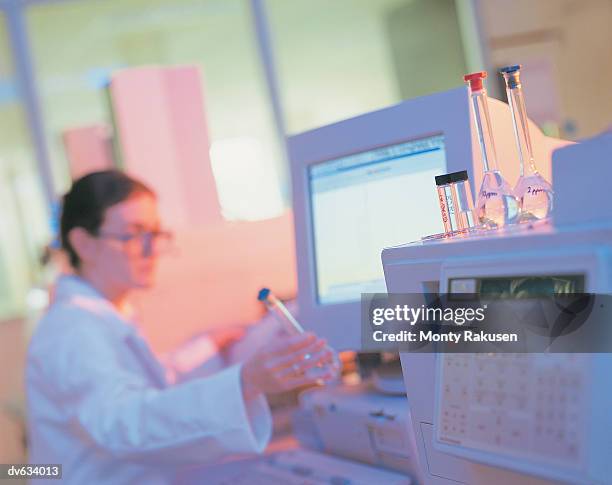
left=0, top=14, right=49, bottom=319
left=27, top=0, right=286, bottom=217
left=266, top=0, right=471, bottom=134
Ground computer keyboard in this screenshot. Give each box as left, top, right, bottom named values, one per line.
left=202, top=448, right=410, bottom=485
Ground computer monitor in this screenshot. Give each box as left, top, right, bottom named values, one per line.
left=288, top=86, right=474, bottom=350
left=311, top=134, right=446, bottom=305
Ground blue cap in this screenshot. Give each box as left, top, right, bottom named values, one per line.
left=499, top=64, right=522, bottom=74
left=499, top=65, right=522, bottom=88
left=258, top=288, right=271, bottom=301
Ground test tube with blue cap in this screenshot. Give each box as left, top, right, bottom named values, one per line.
left=258, top=288, right=341, bottom=383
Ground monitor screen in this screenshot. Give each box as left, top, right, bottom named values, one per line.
left=309, top=134, right=446, bottom=305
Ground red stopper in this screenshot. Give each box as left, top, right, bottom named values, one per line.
left=463, top=71, right=487, bottom=91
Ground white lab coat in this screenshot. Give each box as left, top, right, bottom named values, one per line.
left=26, top=275, right=272, bottom=484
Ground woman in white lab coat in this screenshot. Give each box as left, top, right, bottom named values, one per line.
left=26, top=170, right=335, bottom=484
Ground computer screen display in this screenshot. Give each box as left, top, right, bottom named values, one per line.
left=448, top=274, right=585, bottom=298
left=309, top=134, right=446, bottom=305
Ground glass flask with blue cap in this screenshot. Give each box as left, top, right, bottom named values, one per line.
left=500, top=64, right=554, bottom=222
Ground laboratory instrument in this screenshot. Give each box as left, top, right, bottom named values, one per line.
left=293, top=384, right=417, bottom=476
left=464, top=71, right=519, bottom=228
left=500, top=65, right=553, bottom=221
left=382, top=133, right=612, bottom=484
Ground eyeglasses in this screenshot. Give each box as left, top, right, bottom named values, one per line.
left=97, top=230, right=174, bottom=256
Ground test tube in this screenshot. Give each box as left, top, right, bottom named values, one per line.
left=435, top=170, right=476, bottom=233
left=257, top=288, right=340, bottom=382
left=258, top=288, right=305, bottom=335
left=435, top=173, right=457, bottom=234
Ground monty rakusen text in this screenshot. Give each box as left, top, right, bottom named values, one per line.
left=369, top=304, right=519, bottom=343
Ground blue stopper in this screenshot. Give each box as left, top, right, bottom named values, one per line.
left=499, top=64, right=522, bottom=74
left=258, top=288, right=271, bottom=301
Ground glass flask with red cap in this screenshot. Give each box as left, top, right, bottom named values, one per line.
left=464, top=71, right=519, bottom=228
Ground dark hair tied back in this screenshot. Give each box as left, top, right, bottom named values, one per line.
left=60, top=170, right=154, bottom=269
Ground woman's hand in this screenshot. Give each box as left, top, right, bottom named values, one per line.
left=240, top=332, right=337, bottom=399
